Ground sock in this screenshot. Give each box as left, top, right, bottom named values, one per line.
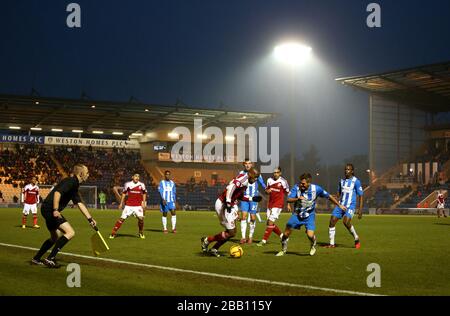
left=240, top=220, right=247, bottom=239
left=208, top=231, right=226, bottom=243
left=162, top=217, right=167, bottom=230
left=349, top=226, right=359, bottom=240
left=273, top=225, right=282, bottom=237
left=247, top=216, right=251, bottom=223
left=309, top=234, right=317, bottom=247
left=48, top=236, right=69, bottom=259
left=171, top=215, right=176, bottom=230
left=262, top=225, right=275, bottom=241
left=138, top=219, right=144, bottom=234
left=266, top=210, right=270, bottom=219
left=212, top=234, right=230, bottom=250
left=281, top=235, right=289, bottom=251
left=34, top=239, right=55, bottom=260
left=249, top=221, right=256, bottom=238
left=329, top=227, right=336, bottom=245
left=111, top=219, right=124, bottom=236
left=256, top=213, right=262, bottom=222
left=33, top=215, right=38, bottom=226
left=22, top=215, right=27, bottom=226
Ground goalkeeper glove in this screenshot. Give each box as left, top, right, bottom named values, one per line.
left=251, top=196, right=262, bottom=202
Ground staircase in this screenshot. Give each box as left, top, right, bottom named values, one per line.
left=391, top=184, right=417, bottom=208
left=49, top=153, right=68, bottom=178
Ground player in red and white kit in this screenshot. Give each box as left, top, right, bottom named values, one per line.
left=437, top=190, right=447, bottom=218
left=257, top=167, right=289, bottom=246
left=201, top=168, right=262, bottom=257
left=21, top=177, right=40, bottom=229
left=109, top=173, right=147, bottom=239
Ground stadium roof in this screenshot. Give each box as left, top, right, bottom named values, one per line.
left=336, top=61, right=450, bottom=112
left=0, top=94, right=278, bottom=136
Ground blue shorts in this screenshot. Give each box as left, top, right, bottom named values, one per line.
left=331, top=206, right=355, bottom=219
left=160, top=201, right=176, bottom=213
left=286, top=213, right=316, bottom=231
left=240, top=201, right=258, bottom=214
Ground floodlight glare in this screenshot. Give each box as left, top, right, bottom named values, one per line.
left=274, top=42, right=312, bottom=65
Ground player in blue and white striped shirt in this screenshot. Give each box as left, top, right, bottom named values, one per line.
left=325, top=164, right=364, bottom=249
left=159, top=170, right=177, bottom=233
left=277, top=173, right=345, bottom=256
left=238, top=159, right=266, bottom=244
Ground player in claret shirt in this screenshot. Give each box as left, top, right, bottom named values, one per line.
left=21, top=177, right=40, bottom=229
left=437, top=189, right=447, bottom=218
left=257, top=167, right=289, bottom=247
left=200, top=168, right=262, bottom=257
left=109, top=173, right=147, bottom=239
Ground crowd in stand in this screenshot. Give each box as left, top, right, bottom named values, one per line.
left=53, top=146, right=154, bottom=203
left=0, top=144, right=60, bottom=187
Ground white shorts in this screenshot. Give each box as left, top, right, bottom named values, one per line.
left=267, top=207, right=283, bottom=222
left=121, top=206, right=144, bottom=219
left=215, top=199, right=239, bottom=230
left=437, top=203, right=445, bottom=209
left=23, top=203, right=38, bottom=215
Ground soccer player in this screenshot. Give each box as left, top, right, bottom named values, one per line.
left=325, top=164, right=364, bottom=249
left=437, top=190, right=447, bottom=218
left=31, top=164, right=97, bottom=267
left=21, top=177, right=40, bottom=229
left=238, top=158, right=266, bottom=243
left=257, top=167, right=289, bottom=246
left=109, top=173, right=147, bottom=239
left=276, top=173, right=345, bottom=256
left=98, top=190, right=107, bottom=210
left=159, top=170, right=177, bottom=233
left=201, top=168, right=262, bottom=257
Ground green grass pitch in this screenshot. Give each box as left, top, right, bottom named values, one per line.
left=0, top=208, right=449, bottom=296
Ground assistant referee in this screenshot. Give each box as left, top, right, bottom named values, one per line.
left=31, top=164, right=97, bottom=268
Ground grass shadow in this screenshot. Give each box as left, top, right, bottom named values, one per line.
left=114, top=233, right=139, bottom=238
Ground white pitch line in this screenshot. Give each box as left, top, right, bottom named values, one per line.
left=0, top=242, right=384, bottom=296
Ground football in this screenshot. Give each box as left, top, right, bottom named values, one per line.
left=229, top=245, right=244, bottom=258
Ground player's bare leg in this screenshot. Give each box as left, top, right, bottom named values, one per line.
left=240, top=211, right=248, bottom=243
left=325, top=216, right=339, bottom=248
left=343, top=216, right=360, bottom=248
left=276, top=227, right=292, bottom=256
left=248, top=213, right=256, bottom=244
left=306, top=230, right=317, bottom=256
left=170, top=210, right=177, bottom=233
left=110, top=218, right=125, bottom=238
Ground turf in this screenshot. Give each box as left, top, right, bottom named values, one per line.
left=0, top=208, right=449, bottom=296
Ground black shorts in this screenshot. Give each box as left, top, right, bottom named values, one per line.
left=41, top=207, right=67, bottom=231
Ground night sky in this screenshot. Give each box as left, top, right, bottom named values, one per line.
left=1, top=0, right=450, bottom=164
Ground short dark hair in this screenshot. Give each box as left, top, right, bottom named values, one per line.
left=299, top=173, right=312, bottom=182
left=164, top=170, right=171, bottom=174
left=244, top=158, right=251, bottom=162
left=346, top=163, right=354, bottom=170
